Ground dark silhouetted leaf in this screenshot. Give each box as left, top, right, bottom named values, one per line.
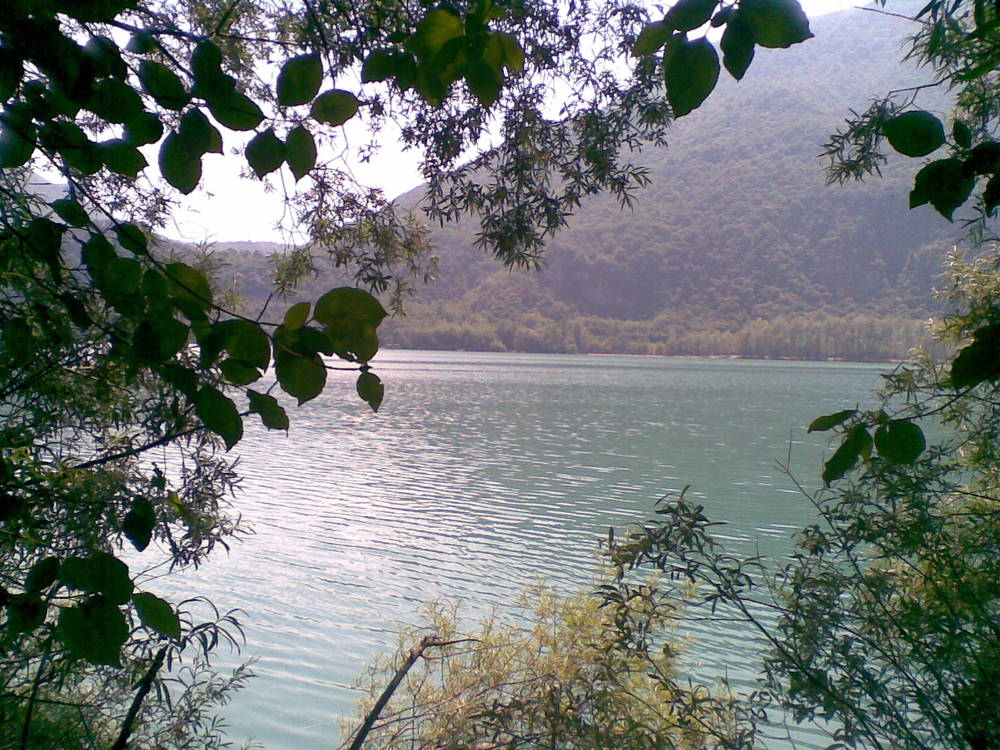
left=0, top=120, right=35, bottom=168
left=123, top=111, right=163, bottom=146
left=951, top=324, right=1000, bottom=388
left=194, top=386, right=243, bottom=450
left=248, top=389, right=289, bottom=430
left=277, top=54, right=323, bottom=106
left=741, top=0, right=813, bottom=48
left=132, top=592, right=180, bottom=638
left=159, top=132, right=201, bottom=194
left=633, top=21, right=673, bottom=55
left=220, top=358, right=261, bottom=385
left=217, top=319, right=270, bottom=369
left=284, top=302, right=311, bottom=329
left=909, top=158, right=975, bottom=220
left=822, top=424, right=872, bottom=485
left=208, top=89, right=264, bottom=131
left=59, top=552, right=133, bottom=604
left=115, top=223, right=147, bottom=255
left=665, top=37, right=719, bottom=118
left=25, top=557, right=60, bottom=593
left=883, top=111, right=946, bottom=157
left=179, top=108, right=223, bottom=154
left=165, top=262, right=213, bottom=314
left=138, top=60, right=189, bottom=110
left=407, top=8, right=464, bottom=59
left=808, top=409, right=857, bottom=433
left=99, top=138, right=147, bottom=177
left=665, top=0, right=718, bottom=32
left=966, top=141, right=1000, bottom=174
left=85, top=77, right=143, bottom=123
left=984, top=175, right=1000, bottom=214
left=122, top=498, right=155, bottom=551
left=50, top=198, right=89, bottom=227
left=311, top=89, right=360, bottom=126
left=356, top=371, right=384, bottom=412
left=953, top=119, right=973, bottom=149
left=285, top=125, right=317, bottom=182
left=275, top=351, right=327, bottom=405
left=720, top=15, right=755, bottom=80
left=362, top=49, right=397, bottom=82
left=245, top=127, right=285, bottom=178
left=466, top=60, right=502, bottom=107
left=874, top=420, right=926, bottom=464
left=56, top=596, right=128, bottom=665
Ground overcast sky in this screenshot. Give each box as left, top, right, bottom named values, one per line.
left=160, top=0, right=865, bottom=245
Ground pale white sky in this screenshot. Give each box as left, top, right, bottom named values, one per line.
left=162, top=0, right=864, bottom=245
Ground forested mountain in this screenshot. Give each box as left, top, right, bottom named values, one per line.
left=202, top=6, right=961, bottom=359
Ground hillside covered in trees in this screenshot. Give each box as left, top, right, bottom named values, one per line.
left=202, top=6, right=959, bottom=359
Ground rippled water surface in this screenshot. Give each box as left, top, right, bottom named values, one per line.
left=169, top=351, right=886, bottom=749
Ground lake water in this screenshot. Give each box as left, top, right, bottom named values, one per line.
left=168, top=350, right=888, bottom=749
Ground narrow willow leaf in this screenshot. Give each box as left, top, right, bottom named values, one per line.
left=311, top=90, right=360, bottom=126
left=883, top=111, right=946, bottom=157
left=194, top=386, right=243, bottom=450
left=276, top=53, right=323, bottom=106
left=665, top=37, right=720, bottom=118
left=132, top=592, right=181, bottom=638
left=246, top=127, right=285, bottom=178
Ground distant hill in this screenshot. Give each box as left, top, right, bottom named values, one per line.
left=373, top=6, right=962, bottom=359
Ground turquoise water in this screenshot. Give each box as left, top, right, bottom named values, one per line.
left=167, top=351, right=887, bottom=749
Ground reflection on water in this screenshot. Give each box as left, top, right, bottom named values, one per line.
left=163, top=351, right=886, bottom=750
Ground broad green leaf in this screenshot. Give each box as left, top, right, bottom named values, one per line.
left=138, top=60, right=190, bottom=110
left=248, top=389, right=290, bottom=430
left=874, top=420, right=926, bottom=464
left=711, top=7, right=735, bottom=26
left=83, top=35, right=126, bottom=79
left=285, top=125, right=317, bottom=182
left=740, top=0, right=813, bottom=48
left=665, top=0, right=718, bottom=32
left=217, top=319, right=270, bottom=369
left=275, top=350, right=327, bottom=405
left=883, top=111, right=946, bottom=157
left=362, top=49, right=397, bottom=82
left=408, top=9, right=464, bottom=59
left=356, top=371, right=384, bottom=412
left=133, top=316, right=189, bottom=362
left=951, top=324, right=1000, bottom=388
left=59, top=552, right=133, bottom=605
left=0, top=120, right=35, bottom=168
left=99, top=138, right=148, bottom=178
left=122, top=498, right=155, bottom=552
left=953, top=119, right=973, bottom=149
left=909, top=158, right=975, bottom=220
left=220, top=358, right=262, bottom=385
left=56, top=596, right=128, bottom=666
left=283, top=301, right=311, bottom=330
left=166, top=262, right=213, bottom=313
left=985, top=174, right=1000, bottom=214
left=159, top=132, right=202, bottom=194
left=208, top=89, right=264, bottom=131
left=123, top=111, right=163, bottom=146
left=85, top=78, right=143, bottom=123
left=807, top=409, right=856, bottom=433
left=24, top=218, right=65, bottom=282
left=115, top=223, right=147, bottom=255
left=179, top=108, right=223, bottom=154
left=6, top=593, right=46, bottom=633
left=0, top=47, right=24, bottom=103
left=191, top=40, right=224, bottom=84
left=127, top=30, right=156, bottom=54
left=665, top=37, right=719, bottom=118
left=466, top=60, right=502, bottom=107
left=50, top=198, right=89, bottom=227
left=25, top=557, right=60, bottom=593
left=720, top=15, right=755, bottom=80
left=246, top=127, right=285, bottom=178
left=132, top=592, right=181, bottom=638
left=313, top=287, right=388, bottom=329
left=489, top=33, right=525, bottom=72
left=276, top=53, right=323, bottom=107
left=194, top=386, right=243, bottom=450
left=822, top=424, right=872, bottom=485
left=311, top=89, right=360, bottom=126
left=966, top=141, right=1000, bottom=174
left=40, top=121, right=102, bottom=175
left=633, top=21, right=673, bottom=55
